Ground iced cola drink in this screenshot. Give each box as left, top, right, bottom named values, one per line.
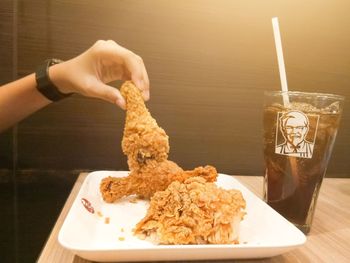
left=263, top=91, right=344, bottom=234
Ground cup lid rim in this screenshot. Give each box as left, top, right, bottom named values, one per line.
left=264, top=90, right=345, bottom=100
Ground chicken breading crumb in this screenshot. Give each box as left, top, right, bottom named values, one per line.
left=134, top=177, right=246, bottom=244
left=97, top=211, right=103, bottom=217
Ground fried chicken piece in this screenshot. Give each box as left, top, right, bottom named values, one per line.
left=100, top=165, right=217, bottom=203
left=120, top=81, right=169, bottom=170
left=100, top=81, right=218, bottom=202
left=134, top=177, right=246, bottom=245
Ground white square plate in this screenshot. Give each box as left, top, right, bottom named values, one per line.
left=58, top=171, right=306, bottom=262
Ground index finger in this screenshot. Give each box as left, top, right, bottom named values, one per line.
left=122, top=51, right=150, bottom=101
left=136, top=57, right=150, bottom=101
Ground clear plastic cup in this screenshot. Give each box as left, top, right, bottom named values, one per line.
left=263, top=91, right=345, bottom=234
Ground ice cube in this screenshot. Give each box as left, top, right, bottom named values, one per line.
left=323, top=102, right=340, bottom=114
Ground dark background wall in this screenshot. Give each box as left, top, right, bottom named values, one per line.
left=0, top=0, right=14, bottom=168
left=1, top=0, right=350, bottom=262
left=2, top=0, right=350, bottom=176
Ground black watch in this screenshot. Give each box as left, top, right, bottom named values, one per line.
left=35, top=58, right=73, bottom=102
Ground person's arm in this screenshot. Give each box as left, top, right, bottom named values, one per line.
left=0, top=73, right=51, bottom=130
left=0, top=40, right=150, bottom=132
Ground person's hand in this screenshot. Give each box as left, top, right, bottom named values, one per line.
left=50, top=40, right=150, bottom=109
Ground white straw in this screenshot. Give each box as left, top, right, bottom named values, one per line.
left=272, top=17, right=289, bottom=105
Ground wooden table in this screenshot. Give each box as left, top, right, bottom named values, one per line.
left=37, top=174, right=350, bottom=263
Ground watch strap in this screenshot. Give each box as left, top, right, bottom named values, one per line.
left=35, top=59, right=72, bottom=102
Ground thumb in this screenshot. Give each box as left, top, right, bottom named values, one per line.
left=92, top=82, right=126, bottom=109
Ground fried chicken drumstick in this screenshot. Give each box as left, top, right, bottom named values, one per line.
left=100, top=81, right=217, bottom=203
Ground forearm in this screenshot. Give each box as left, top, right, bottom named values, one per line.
left=0, top=73, right=51, bottom=132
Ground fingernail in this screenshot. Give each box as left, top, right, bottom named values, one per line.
left=116, top=98, right=126, bottom=110
left=143, top=90, right=150, bottom=101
